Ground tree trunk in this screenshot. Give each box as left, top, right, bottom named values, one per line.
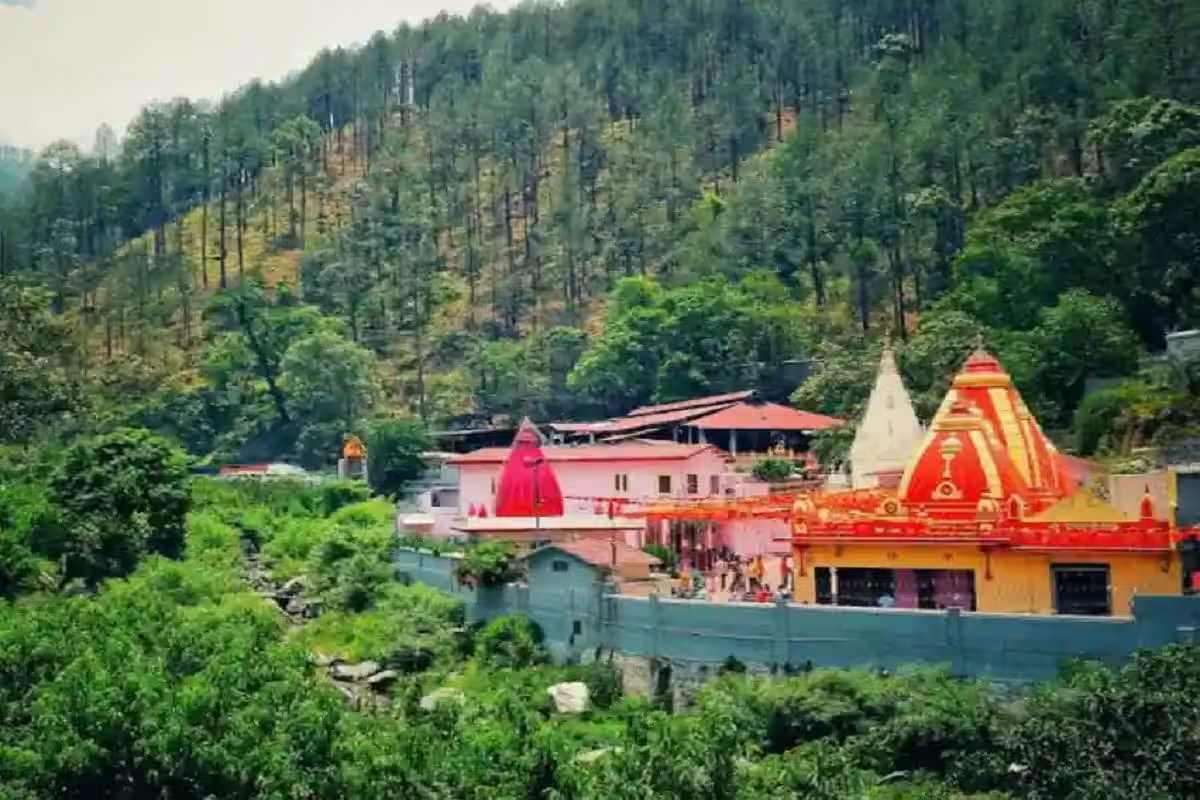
left=286, top=170, right=296, bottom=244
left=219, top=171, right=228, bottom=289
left=807, top=204, right=826, bottom=306
left=299, top=168, right=307, bottom=248
left=236, top=168, right=245, bottom=279
left=200, top=199, right=209, bottom=290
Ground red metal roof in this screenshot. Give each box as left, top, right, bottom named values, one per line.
left=627, top=390, right=754, bottom=417
left=687, top=402, right=843, bottom=431
left=448, top=443, right=727, bottom=465
left=529, top=540, right=659, bottom=570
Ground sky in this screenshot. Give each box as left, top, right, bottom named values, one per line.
left=0, top=0, right=519, bottom=152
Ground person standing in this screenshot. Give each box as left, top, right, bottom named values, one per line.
left=779, top=554, right=790, bottom=591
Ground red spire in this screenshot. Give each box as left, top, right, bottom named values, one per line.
left=494, top=419, right=565, bottom=517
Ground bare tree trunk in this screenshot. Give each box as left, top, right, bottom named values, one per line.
left=236, top=168, right=245, bottom=279
left=219, top=170, right=228, bottom=289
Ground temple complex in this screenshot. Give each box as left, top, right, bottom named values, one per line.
left=791, top=348, right=1185, bottom=615
left=849, top=346, right=923, bottom=489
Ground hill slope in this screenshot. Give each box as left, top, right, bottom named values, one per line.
left=5, top=0, right=1200, bottom=464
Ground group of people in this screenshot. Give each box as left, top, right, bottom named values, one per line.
left=672, top=550, right=792, bottom=603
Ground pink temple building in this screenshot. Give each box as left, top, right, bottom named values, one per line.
left=426, top=419, right=792, bottom=561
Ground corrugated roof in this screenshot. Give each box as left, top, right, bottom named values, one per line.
left=550, top=404, right=738, bottom=436
left=687, top=402, right=843, bottom=431
left=528, top=540, right=659, bottom=569
left=627, top=390, right=754, bottom=417
left=448, top=443, right=727, bottom=465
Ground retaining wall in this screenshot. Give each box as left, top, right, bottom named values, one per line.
left=394, top=549, right=1200, bottom=684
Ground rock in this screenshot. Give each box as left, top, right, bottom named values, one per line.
left=419, top=687, right=465, bottom=711
left=285, top=597, right=307, bottom=615
left=310, top=653, right=338, bottom=668
left=546, top=682, right=590, bottom=714
left=366, top=669, right=400, bottom=689
left=574, top=747, right=620, bottom=764
left=332, top=661, right=381, bottom=682
left=280, top=575, right=308, bottom=596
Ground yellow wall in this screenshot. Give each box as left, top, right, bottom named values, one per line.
left=793, top=543, right=1181, bottom=615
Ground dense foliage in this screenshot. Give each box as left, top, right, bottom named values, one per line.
left=0, top=0, right=1197, bottom=462
left=3, top=467, right=1200, bottom=798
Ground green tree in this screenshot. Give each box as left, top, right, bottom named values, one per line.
left=1115, top=146, right=1200, bottom=342
left=366, top=418, right=430, bottom=497
left=0, top=281, right=82, bottom=444
left=48, top=428, right=190, bottom=584
left=951, top=179, right=1120, bottom=331
left=1021, top=289, right=1139, bottom=427
left=279, top=330, right=382, bottom=468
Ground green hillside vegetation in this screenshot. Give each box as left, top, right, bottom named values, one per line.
left=3, top=458, right=1200, bottom=799
left=3, top=0, right=1200, bottom=466
left=0, top=325, right=1195, bottom=795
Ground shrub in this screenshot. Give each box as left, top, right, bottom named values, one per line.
left=752, top=457, right=795, bottom=483
left=455, top=540, right=520, bottom=588
left=184, top=511, right=242, bottom=570
left=642, top=543, right=677, bottom=573
left=475, top=614, right=546, bottom=669
left=296, top=583, right=466, bottom=665
left=309, top=525, right=394, bottom=612
left=577, top=663, right=622, bottom=710
left=318, top=480, right=372, bottom=516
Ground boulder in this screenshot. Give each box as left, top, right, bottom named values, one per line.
left=574, top=747, right=620, bottom=764
left=419, top=687, right=465, bottom=711
left=366, top=669, right=400, bottom=689
left=280, top=575, right=308, bottom=596
left=332, top=661, right=382, bottom=682
left=546, top=682, right=590, bottom=714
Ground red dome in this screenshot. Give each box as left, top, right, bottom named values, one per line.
left=494, top=419, right=565, bottom=518
left=899, top=398, right=1029, bottom=513
left=931, top=348, right=1067, bottom=499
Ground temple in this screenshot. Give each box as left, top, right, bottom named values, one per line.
left=791, top=348, right=1185, bottom=615
left=849, top=345, right=923, bottom=488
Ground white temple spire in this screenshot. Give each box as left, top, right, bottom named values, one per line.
left=849, top=344, right=924, bottom=488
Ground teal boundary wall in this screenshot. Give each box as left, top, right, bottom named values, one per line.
left=394, top=549, right=1200, bottom=683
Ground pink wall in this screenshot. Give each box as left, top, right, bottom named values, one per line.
left=456, top=450, right=786, bottom=556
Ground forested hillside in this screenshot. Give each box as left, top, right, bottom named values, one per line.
left=3, top=0, right=1200, bottom=466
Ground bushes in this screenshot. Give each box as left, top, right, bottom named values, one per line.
left=752, top=457, right=795, bottom=483
left=455, top=540, right=520, bottom=588
left=296, top=583, right=466, bottom=665
left=308, top=503, right=397, bottom=612
left=475, top=614, right=547, bottom=669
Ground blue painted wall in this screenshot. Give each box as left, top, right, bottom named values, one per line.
left=395, top=548, right=1200, bottom=683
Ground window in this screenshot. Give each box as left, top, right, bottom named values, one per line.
left=658, top=475, right=672, bottom=494
left=1053, top=564, right=1111, bottom=615
left=614, top=473, right=628, bottom=493
left=490, top=478, right=496, bottom=496
left=686, top=474, right=699, bottom=495
left=710, top=475, right=720, bottom=496
left=552, top=560, right=570, bottom=573
left=572, top=620, right=583, bottom=636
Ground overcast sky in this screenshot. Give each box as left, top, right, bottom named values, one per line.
left=0, top=0, right=518, bottom=152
